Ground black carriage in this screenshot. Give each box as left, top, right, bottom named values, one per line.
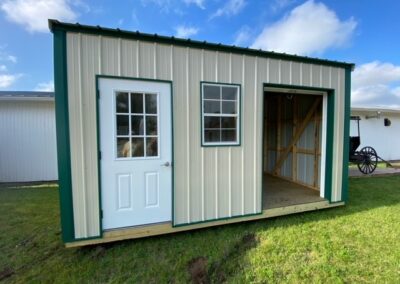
left=349, top=116, right=379, bottom=174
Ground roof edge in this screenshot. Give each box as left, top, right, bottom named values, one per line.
left=49, top=19, right=355, bottom=71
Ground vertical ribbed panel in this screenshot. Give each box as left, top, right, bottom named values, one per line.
left=0, top=101, right=57, bottom=182
left=66, top=32, right=347, bottom=235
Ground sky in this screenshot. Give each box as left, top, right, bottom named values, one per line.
left=0, top=0, right=400, bottom=108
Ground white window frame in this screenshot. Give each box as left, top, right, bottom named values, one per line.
left=201, top=82, right=241, bottom=146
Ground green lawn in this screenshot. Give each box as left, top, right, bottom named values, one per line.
left=1, top=177, right=399, bottom=283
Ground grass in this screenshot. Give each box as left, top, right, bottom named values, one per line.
left=1, top=177, right=400, bottom=283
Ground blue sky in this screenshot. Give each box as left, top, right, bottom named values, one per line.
left=0, top=0, right=400, bottom=107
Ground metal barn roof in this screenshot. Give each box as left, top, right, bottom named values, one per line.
left=0, top=91, right=54, bottom=101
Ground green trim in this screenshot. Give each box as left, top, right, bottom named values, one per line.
left=53, top=30, right=75, bottom=243
left=48, top=20, right=354, bottom=71
left=94, top=79, right=103, bottom=240
left=200, top=81, right=242, bottom=147
left=341, top=69, right=351, bottom=202
left=95, top=75, right=176, bottom=229
left=173, top=212, right=263, bottom=228
left=263, top=83, right=335, bottom=203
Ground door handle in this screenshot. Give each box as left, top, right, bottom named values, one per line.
left=161, top=161, right=171, bottom=167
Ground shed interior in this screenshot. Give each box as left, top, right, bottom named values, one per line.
left=263, top=92, right=324, bottom=209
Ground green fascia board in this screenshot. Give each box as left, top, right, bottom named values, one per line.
left=53, top=29, right=75, bottom=243
left=263, top=83, right=335, bottom=202
left=48, top=20, right=355, bottom=71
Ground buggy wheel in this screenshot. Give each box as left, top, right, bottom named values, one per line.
left=357, top=146, right=378, bottom=174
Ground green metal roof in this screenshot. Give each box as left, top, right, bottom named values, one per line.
left=49, top=19, right=355, bottom=71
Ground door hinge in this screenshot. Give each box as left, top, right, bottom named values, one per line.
left=100, top=210, right=103, bottom=219
left=96, top=89, right=100, bottom=99
left=98, top=151, right=102, bottom=160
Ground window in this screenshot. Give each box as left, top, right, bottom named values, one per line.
left=201, top=82, right=241, bottom=146
left=115, top=91, right=159, bottom=158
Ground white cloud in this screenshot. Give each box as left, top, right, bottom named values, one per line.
left=183, top=0, right=205, bottom=9
left=0, top=0, right=78, bottom=33
left=352, top=61, right=400, bottom=108
left=210, top=0, right=246, bottom=19
left=251, top=0, right=357, bottom=56
left=233, top=26, right=252, bottom=46
left=175, top=25, right=199, bottom=38
left=0, top=65, right=7, bottom=72
left=0, top=74, right=21, bottom=88
left=270, top=0, right=297, bottom=12
left=35, top=80, right=54, bottom=92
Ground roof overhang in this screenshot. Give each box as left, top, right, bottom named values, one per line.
left=49, top=19, right=355, bottom=71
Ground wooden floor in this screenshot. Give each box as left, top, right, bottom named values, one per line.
left=263, top=174, right=325, bottom=210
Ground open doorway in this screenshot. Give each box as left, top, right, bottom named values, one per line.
left=262, top=88, right=327, bottom=210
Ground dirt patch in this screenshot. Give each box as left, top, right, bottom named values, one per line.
left=0, top=267, right=15, bottom=281
left=187, top=233, right=259, bottom=283
left=188, top=256, right=209, bottom=284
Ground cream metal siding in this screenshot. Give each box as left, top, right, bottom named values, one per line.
left=0, top=100, right=57, bottom=182
left=66, top=32, right=345, bottom=238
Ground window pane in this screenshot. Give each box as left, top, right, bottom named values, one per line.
left=146, top=115, right=158, bottom=135
left=204, top=116, right=220, bottom=129
left=116, top=115, right=129, bottom=135
left=146, top=137, right=158, bottom=156
left=203, top=85, right=220, bottom=99
left=222, top=101, right=236, bottom=114
left=131, top=93, right=143, bottom=113
left=145, top=93, right=157, bottom=114
left=117, top=138, right=130, bottom=158
left=221, top=129, right=237, bottom=142
left=204, top=130, right=220, bottom=142
left=221, top=117, right=236, bottom=128
left=131, top=138, right=144, bottom=157
left=204, top=100, right=220, bottom=114
left=116, top=92, right=129, bottom=113
left=222, top=86, right=237, bottom=100
left=131, top=115, right=144, bottom=135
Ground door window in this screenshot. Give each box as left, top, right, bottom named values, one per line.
left=115, top=91, right=159, bottom=159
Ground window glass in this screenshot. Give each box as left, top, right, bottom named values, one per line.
left=115, top=91, right=159, bottom=158
left=202, top=83, right=240, bottom=145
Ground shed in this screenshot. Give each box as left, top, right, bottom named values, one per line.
left=49, top=20, right=353, bottom=247
left=351, top=107, right=400, bottom=161
left=0, top=91, right=58, bottom=182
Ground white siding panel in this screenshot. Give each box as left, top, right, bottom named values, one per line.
left=0, top=101, right=57, bottom=182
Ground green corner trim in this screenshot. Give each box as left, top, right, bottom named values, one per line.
left=48, top=20, right=354, bottom=71
left=341, top=69, right=351, bottom=202
left=200, top=81, right=242, bottom=147
left=53, top=29, right=75, bottom=243
left=263, top=83, right=335, bottom=203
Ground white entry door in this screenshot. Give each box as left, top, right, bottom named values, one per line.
left=99, top=78, right=172, bottom=230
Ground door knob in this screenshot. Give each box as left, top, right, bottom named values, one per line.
left=161, top=161, right=171, bottom=167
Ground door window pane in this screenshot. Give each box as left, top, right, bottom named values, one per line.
left=145, top=93, right=157, bottom=114
left=131, top=93, right=143, bottom=113
left=131, top=138, right=144, bottom=157
left=146, top=116, right=158, bottom=135
left=117, top=138, right=130, bottom=158
left=131, top=115, right=144, bottom=135
left=116, top=115, right=129, bottom=135
left=146, top=137, right=158, bottom=157
left=116, top=92, right=129, bottom=113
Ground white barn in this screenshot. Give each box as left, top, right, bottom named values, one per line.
left=351, top=107, right=400, bottom=161
left=0, top=91, right=58, bottom=182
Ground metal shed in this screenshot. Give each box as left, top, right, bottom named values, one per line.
left=0, top=91, right=57, bottom=182
left=50, top=20, right=353, bottom=247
